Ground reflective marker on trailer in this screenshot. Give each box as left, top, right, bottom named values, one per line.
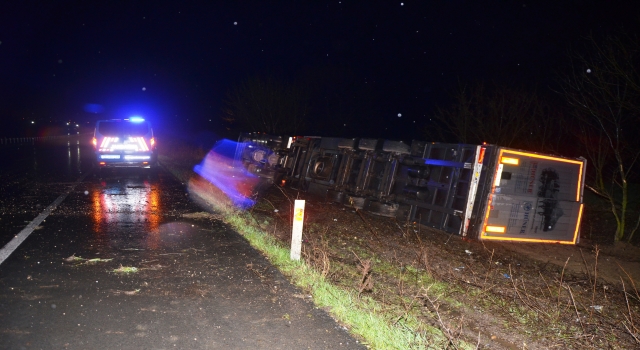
left=500, top=157, right=520, bottom=165
left=485, top=225, right=506, bottom=233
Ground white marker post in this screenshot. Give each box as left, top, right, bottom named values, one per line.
left=290, top=200, right=305, bottom=260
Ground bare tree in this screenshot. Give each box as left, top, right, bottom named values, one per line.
left=559, top=32, right=640, bottom=242
left=223, top=74, right=309, bottom=135
left=428, top=82, right=564, bottom=153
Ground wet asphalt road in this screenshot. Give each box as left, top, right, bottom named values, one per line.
left=0, top=138, right=364, bottom=349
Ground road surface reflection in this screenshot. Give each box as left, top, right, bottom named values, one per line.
left=66, top=140, right=82, bottom=175
left=90, top=178, right=162, bottom=249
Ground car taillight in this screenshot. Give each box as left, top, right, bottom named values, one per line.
left=92, top=137, right=97, bottom=148
left=150, top=137, right=155, bottom=149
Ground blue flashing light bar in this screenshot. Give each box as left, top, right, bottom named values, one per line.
left=129, top=116, right=145, bottom=123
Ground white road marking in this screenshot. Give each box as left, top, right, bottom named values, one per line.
left=0, top=173, right=89, bottom=265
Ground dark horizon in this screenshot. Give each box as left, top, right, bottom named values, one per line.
left=1, top=1, right=639, bottom=141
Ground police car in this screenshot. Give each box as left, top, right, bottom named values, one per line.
left=92, top=117, right=158, bottom=171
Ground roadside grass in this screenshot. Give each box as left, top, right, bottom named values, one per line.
left=160, top=152, right=471, bottom=349
left=159, top=142, right=640, bottom=349
left=201, top=192, right=461, bottom=349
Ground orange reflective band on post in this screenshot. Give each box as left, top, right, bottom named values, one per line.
left=501, top=157, right=519, bottom=165
left=485, top=225, right=506, bottom=233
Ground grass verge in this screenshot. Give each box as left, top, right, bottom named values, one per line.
left=159, top=152, right=471, bottom=349
left=229, top=212, right=458, bottom=349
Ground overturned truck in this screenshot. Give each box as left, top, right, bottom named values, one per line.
left=236, top=133, right=586, bottom=244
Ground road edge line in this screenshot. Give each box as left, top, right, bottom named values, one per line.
left=0, top=172, right=89, bottom=265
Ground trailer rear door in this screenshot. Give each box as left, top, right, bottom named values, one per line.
left=480, top=149, right=586, bottom=244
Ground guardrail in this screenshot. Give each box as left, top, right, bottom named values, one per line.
left=0, top=134, right=89, bottom=145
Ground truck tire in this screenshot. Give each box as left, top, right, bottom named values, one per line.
left=312, top=156, right=333, bottom=180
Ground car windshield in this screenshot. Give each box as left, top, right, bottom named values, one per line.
left=98, top=121, right=150, bottom=136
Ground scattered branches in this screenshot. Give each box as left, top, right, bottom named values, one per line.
left=422, top=285, right=463, bottom=350
left=353, top=251, right=373, bottom=295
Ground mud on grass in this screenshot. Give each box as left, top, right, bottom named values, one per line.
left=245, top=185, right=640, bottom=349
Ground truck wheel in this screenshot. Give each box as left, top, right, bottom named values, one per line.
left=312, top=156, right=333, bottom=179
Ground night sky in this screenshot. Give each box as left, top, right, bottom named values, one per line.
left=1, top=1, right=638, bottom=140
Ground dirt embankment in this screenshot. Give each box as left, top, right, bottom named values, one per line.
left=490, top=239, right=640, bottom=286
left=250, top=184, right=640, bottom=349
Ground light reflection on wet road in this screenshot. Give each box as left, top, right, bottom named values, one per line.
left=0, top=137, right=89, bottom=248
left=90, top=179, right=162, bottom=250
left=0, top=138, right=363, bottom=349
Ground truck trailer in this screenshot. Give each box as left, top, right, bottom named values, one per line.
left=235, top=133, right=586, bottom=244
